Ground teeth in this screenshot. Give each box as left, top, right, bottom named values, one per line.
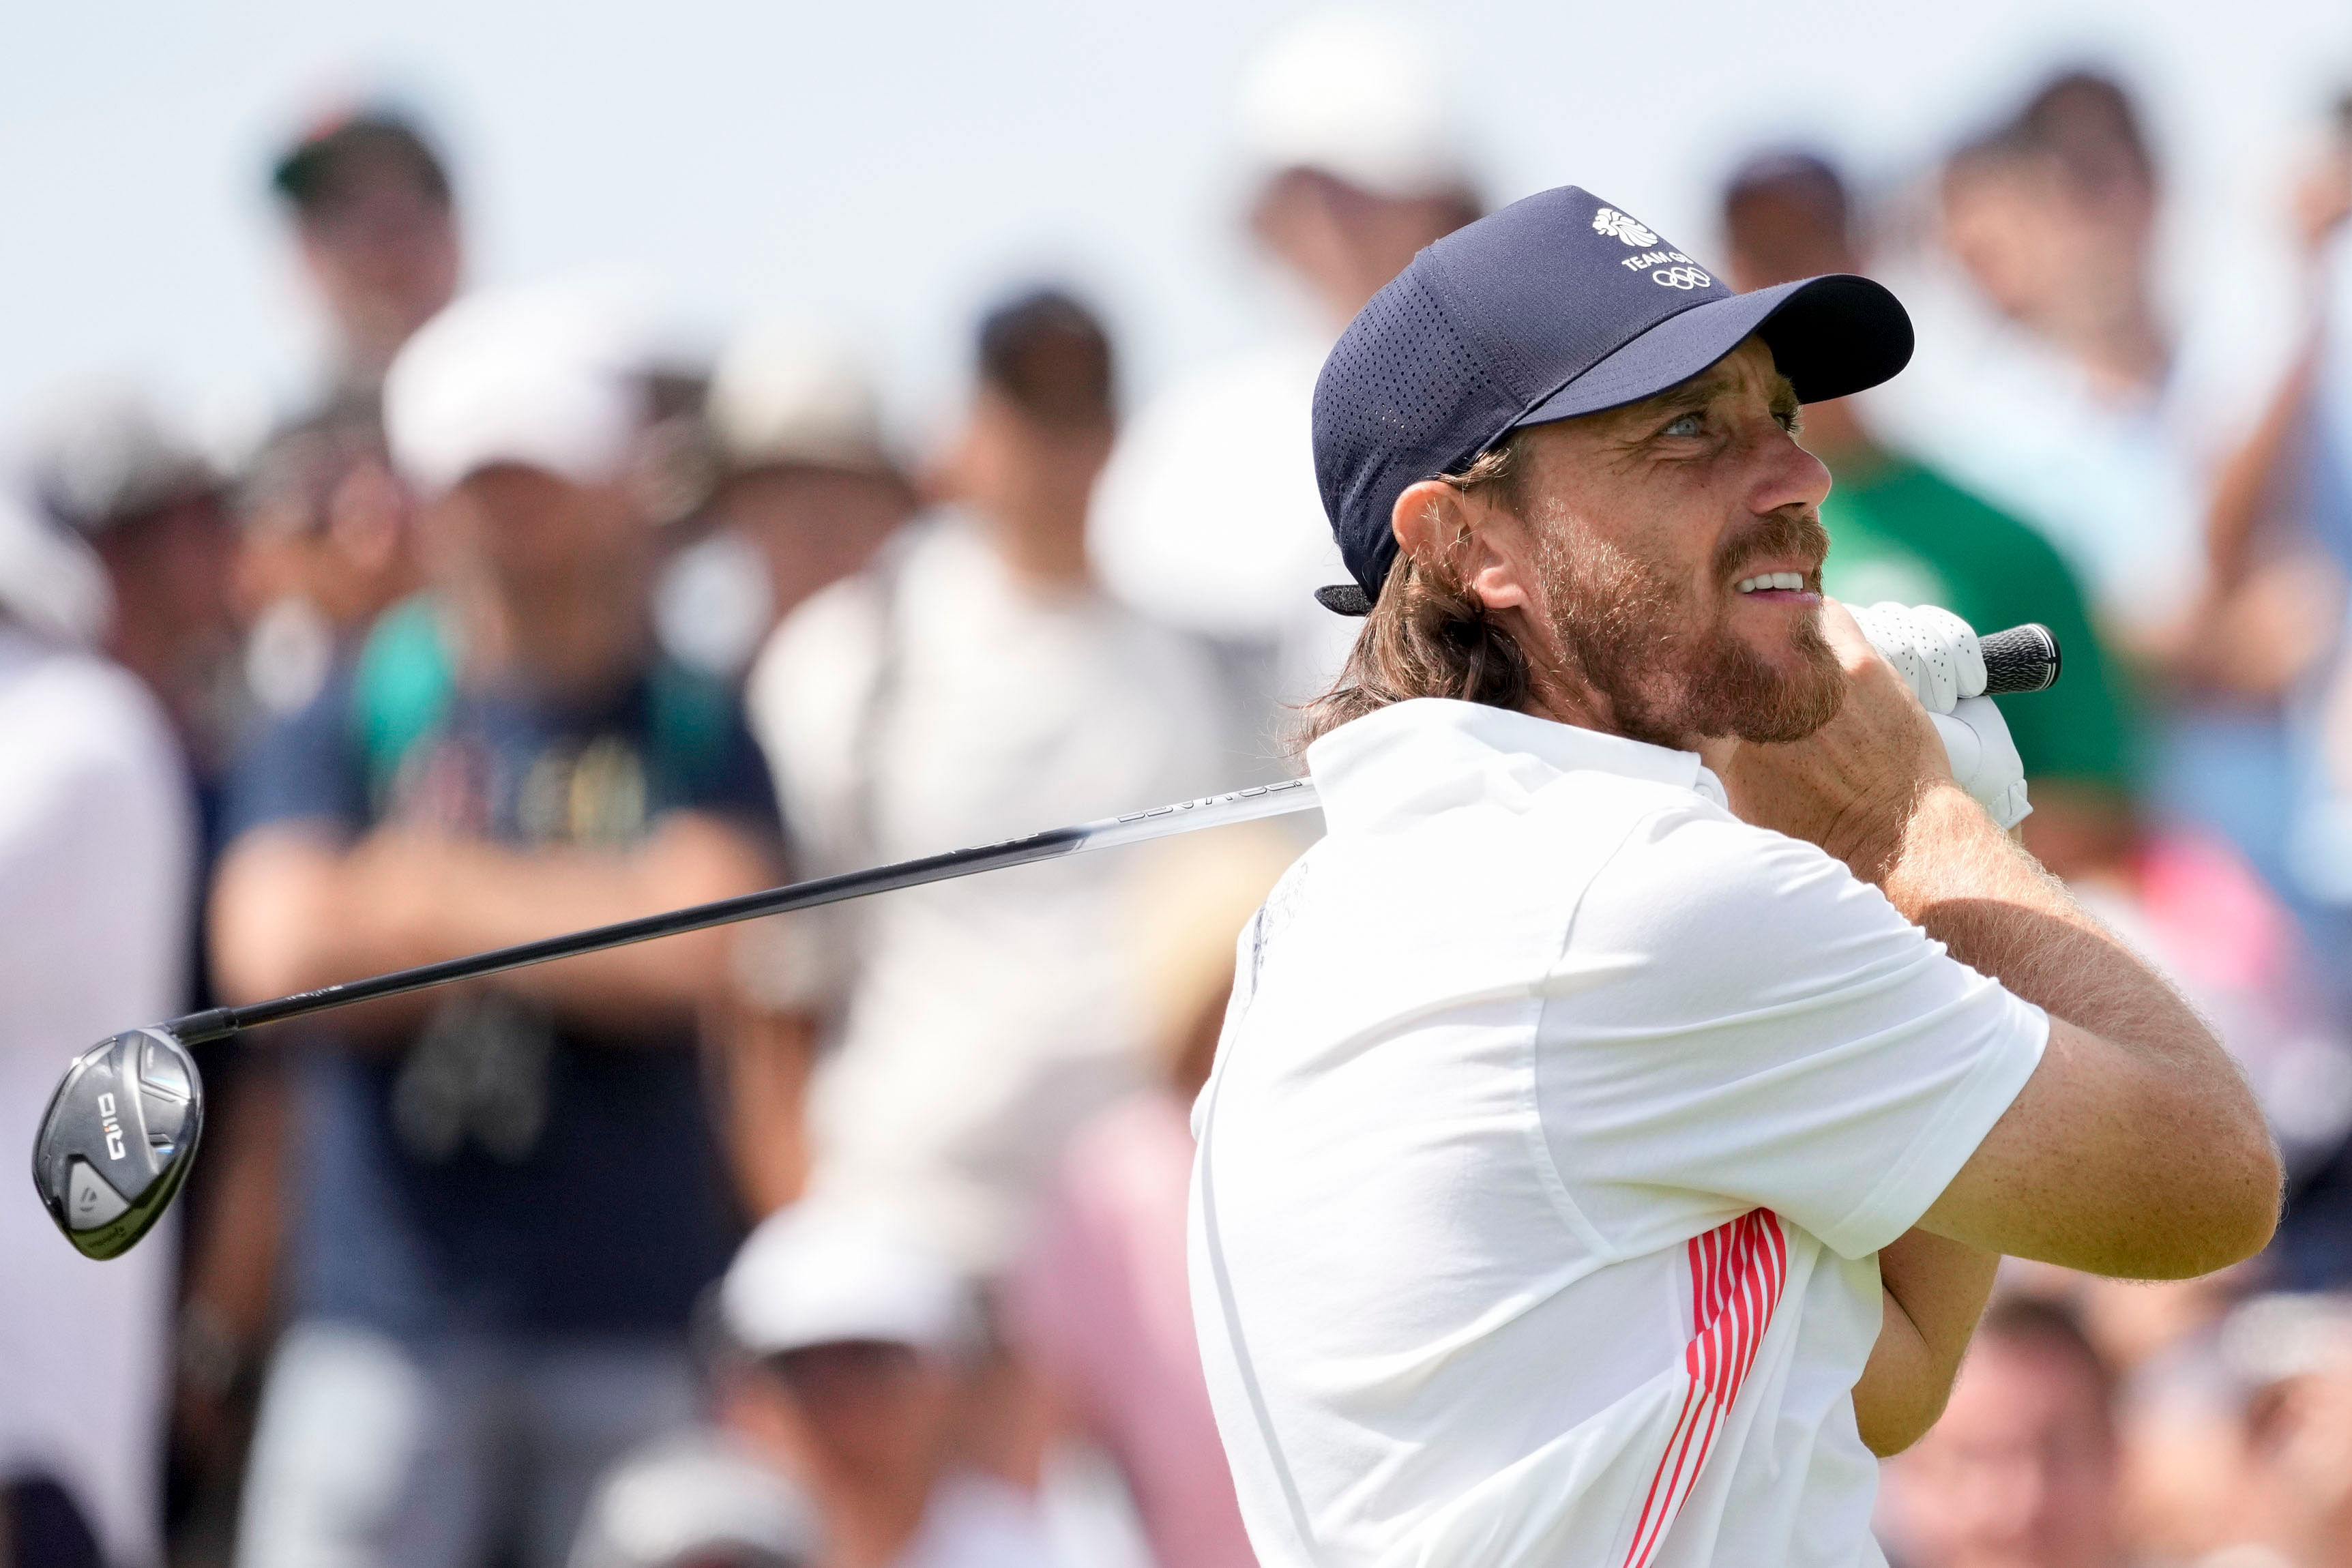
left=1735, top=572, right=1806, bottom=593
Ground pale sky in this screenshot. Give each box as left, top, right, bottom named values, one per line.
left=3, top=0, right=2347, bottom=457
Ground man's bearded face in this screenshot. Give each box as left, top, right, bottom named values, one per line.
left=1533, top=502, right=1844, bottom=750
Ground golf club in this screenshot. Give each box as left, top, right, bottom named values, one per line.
left=32, top=623, right=2061, bottom=1260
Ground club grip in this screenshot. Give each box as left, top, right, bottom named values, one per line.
left=1979, top=623, right=2061, bottom=696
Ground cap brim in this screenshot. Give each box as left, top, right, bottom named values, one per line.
left=1512, top=273, right=1912, bottom=430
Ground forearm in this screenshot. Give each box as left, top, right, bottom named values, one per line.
left=392, top=820, right=776, bottom=1026
left=1852, top=1228, right=1999, bottom=1456
left=706, top=999, right=819, bottom=1217
left=213, top=818, right=776, bottom=1031
left=1877, top=784, right=2205, bottom=1061
left=1885, top=785, right=2278, bottom=1275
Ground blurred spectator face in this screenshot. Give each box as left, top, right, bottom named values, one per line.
left=93, top=490, right=242, bottom=743
left=699, top=321, right=911, bottom=628
left=1883, top=1330, right=2120, bottom=1568
left=27, top=396, right=242, bottom=755
left=1252, top=167, right=1478, bottom=326
left=941, top=290, right=1117, bottom=585
left=425, top=462, right=645, bottom=606
left=1939, top=74, right=2158, bottom=345
left=2220, top=1299, right=2352, bottom=1563
left=954, top=387, right=1108, bottom=542
left=1235, top=12, right=1479, bottom=327
left=384, top=280, right=657, bottom=621
left=716, top=1203, right=983, bottom=1562
left=2237, top=1369, right=2352, bottom=1563
left=709, top=464, right=909, bottom=625
left=282, top=121, right=462, bottom=377
left=235, top=419, right=417, bottom=632
left=738, top=1340, right=960, bottom=1501
left=1722, top=158, right=1856, bottom=293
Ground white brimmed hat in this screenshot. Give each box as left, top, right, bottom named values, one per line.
left=721, top=1201, right=980, bottom=1362
left=1237, top=11, right=1471, bottom=201
left=0, top=488, right=112, bottom=647
left=707, top=320, right=890, bottom=477
left=384, top=280, right=649, bottom=500
left=568, top=1432, right=817, bottom=1568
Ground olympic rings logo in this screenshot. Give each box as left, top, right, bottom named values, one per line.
left=1651, top=265, right=1712, bottom=290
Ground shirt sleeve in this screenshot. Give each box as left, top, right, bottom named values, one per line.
left=221, top=665, right=368, bottom=844
left=1535, top=803, right=2048, bottom=1260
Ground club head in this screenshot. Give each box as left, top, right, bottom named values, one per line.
left=32, top=1026, right=204, bottom=1260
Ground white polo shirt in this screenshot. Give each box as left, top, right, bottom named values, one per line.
left=1188, top=698, right=2048, bottom=1568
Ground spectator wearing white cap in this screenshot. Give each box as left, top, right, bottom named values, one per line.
left=653, top=321, right=916, bottom=685
left=213, top=280, right=785, bottom=1568
left=1089, top=10, right=1481, bottom=747
left=568, top=1430, right=820, bottom=1568
left=718, top=1202, right=1055, bottom=1568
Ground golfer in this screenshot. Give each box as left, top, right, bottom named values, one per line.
left=1186, top=185, right=2280, bottom=1568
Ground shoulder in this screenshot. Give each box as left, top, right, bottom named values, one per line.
left=746, top=565, right=891, bottom=737
left=0, top=639, right=183, bottom=799
left=1569, top=797, right=1935, bottom=992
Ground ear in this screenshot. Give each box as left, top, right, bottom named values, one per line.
left=1389, top=479, right=1535, bottom=612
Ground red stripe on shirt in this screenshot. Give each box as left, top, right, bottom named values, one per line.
left=1623, top=1211, right=1789, bottom=1568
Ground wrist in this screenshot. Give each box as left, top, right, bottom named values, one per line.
left=1876, top=782, right=2012, bottom=920
left=1815, top=776, right=1958, bottom=888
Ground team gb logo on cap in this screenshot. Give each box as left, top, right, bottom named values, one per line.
left=1591, top=207, right=1660, bottom=246
left=1595, top=205, right=1715, bottom=292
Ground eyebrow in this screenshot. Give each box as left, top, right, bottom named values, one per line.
left=1635, top=364, right=1801, bottom=423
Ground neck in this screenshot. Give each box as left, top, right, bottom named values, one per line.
left=2038, top=273, right=2167, bottom=397
left=1519, top=652, right=1716, bottom=764
left=819, top=1470, right=937, bottom=1568
left=980, top=508, right=1091, bottom=593
left=1513, top=612, right=1731, bottom=769
left=446, top=569, right=647, bottom=701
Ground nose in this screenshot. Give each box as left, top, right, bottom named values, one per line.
left=1746, top=419, right=1832, bottom=521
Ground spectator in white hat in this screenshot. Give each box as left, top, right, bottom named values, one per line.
left=707, top=321, right=915, bottom=630
left=568, top=1430, right=820, bottom=1568
left=1089, top=9, right=1482, bottom=748
left=214, top=280, right=784, bottom=1568
left=718, top=1202, right=1055, bottom=1568
left=653, top=322, right=915, bottom=684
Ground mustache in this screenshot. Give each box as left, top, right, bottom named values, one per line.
left=1714, top=508, right=1829, bottom=582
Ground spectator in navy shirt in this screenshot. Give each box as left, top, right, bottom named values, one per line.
left=213, top=281, right=781, bottom=1568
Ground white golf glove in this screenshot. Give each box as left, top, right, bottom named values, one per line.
left=1849, top=601, right=2032, bottom=830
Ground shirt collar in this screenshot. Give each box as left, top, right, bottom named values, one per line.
left=1305, top=698, right=1727, bottom=834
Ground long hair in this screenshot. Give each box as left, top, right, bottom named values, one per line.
left=1295, top=439, right=1535, bottom=750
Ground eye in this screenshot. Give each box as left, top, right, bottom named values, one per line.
left=1660, top=412, right=1703, bottom=439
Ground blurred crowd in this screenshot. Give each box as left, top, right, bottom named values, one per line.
left=6, top=14, right=2352, bottom=1568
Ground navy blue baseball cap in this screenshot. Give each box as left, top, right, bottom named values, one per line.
left=1311, top=183, right=1912, bottom=613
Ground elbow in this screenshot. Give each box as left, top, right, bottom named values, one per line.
left=1857, top=1393, right=1948, bottom=1460
left=2136, top=1121, right=2283, bottom=1281
left=2203, top=1125, right=2284, bottom=1274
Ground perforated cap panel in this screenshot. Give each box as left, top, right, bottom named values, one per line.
left=1312, top=270, right=1518, bottom=600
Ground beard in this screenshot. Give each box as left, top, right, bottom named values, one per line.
left=1535, top=507, right=1844, bottom=748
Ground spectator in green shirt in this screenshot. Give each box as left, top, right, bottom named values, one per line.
left=1722, top=149, right=2140, bottom=879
